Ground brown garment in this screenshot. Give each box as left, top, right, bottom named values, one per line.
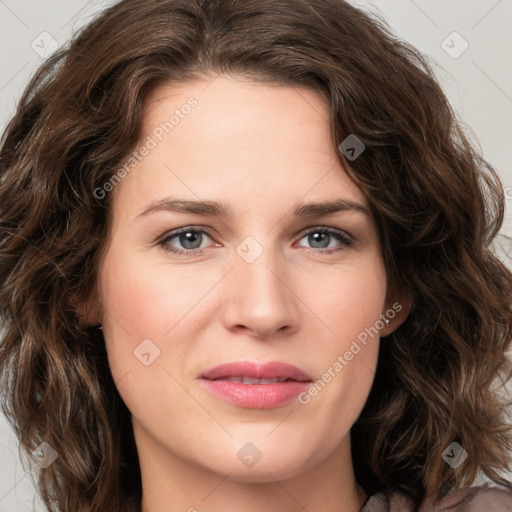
left=360, top=483, right=512, bottom=511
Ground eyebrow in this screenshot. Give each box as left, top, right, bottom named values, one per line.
left=134, top=197, right=369, bottom=220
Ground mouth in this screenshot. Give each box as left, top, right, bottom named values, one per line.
left=199, top=360, right=312, bottom=382
left=198, top=361, right=313, bottom=409
left=209, top=376, right=295, bottom=384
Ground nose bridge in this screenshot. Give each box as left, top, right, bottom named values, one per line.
left=223, top=233, right=298, bottom=336
left=234, top=233, right=287, bottom=301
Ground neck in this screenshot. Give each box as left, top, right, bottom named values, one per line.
left=135, top=422, right=367, bottom=512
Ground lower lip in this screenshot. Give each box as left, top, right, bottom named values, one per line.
left=199, top=378, right=311, bottom=408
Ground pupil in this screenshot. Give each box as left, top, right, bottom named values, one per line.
left=310, top=232, right=329, bottom=248
left=181, top=232, right=201, bottom=249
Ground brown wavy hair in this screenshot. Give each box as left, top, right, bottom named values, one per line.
left=1, top=0, right=512, bottom=510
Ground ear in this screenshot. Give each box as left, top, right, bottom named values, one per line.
left=69, top=287, right=102, bottom=328
left=81, top=297, right=102, bottom=326
left=379, top=290, right=413, bottom=338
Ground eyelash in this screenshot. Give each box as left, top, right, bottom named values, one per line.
left=157, top=225, right=354, bottom=258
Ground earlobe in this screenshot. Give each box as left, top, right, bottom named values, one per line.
left=70, top=291, right=102, bottom=328
left=381, top=292, right=413, bottom=337
left=82, top=300, right=101, bottom=326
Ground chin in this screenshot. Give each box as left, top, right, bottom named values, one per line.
left=197, top=441, right=315, bottom=483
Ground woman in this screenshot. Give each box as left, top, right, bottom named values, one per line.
left=1, top=1, right=511, bottom=511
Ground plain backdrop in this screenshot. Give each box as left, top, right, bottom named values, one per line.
left=0, top=1, right=511, bottom=511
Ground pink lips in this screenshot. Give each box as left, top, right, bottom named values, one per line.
left=198, top=361, right=313, bottom=409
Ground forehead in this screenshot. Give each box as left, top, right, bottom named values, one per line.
left=141, top=74, right=331, bottom=149
left=112, top=74, right=368, bottom=217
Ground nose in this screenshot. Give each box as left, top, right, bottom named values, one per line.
left=221, top=244, right=301, bottom=340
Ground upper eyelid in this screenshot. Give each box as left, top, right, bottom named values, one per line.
left=160, top=225, right=216, bottom=242
left=159, top=225, right=353, bottom=246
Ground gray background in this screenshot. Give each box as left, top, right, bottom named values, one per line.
left=0, top=0, right=511, bottom=510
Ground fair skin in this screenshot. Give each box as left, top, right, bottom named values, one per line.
left=87, top=74, right=410, bottom=512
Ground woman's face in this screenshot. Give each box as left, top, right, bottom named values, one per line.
left=94, top=74, right=406, bottom=483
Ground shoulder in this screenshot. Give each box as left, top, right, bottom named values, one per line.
left=361, top=482, right=512, bottom=512
left=421, top=482, right=512, bottom=511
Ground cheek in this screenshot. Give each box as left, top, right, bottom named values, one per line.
left=99, top=247, right=207, bottom=337
left=97, top=247, right=216, bottom=384
left=97, top=252, right=196, bottom=419
left=298, top=290, right=382, bottom=454
left=300, top=257, right=385, bottom=412
left=311, top=258, right=387, bottom=348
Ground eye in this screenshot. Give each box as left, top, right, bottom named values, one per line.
left=158, top=227, right=215, bottom=257
left=296, top=227, right=354, bottom=253
left=157, top=225, right=354, bottom=258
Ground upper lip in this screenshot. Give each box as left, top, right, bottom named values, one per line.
left=200, top=361, right=312, bottom=381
